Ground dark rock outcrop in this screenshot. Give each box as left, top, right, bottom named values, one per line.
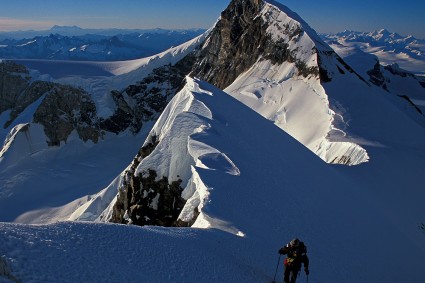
left=384, top=64, right=415, bottom=78
left=110, top=137, right=186, bottom=227
left=316, top=50, right=368, bottom=84
left=384, top=63, right=425, bottom=90
left=0, top=62, right=30, bottom=110
left=1, top=54, right=195, bottom=147
left=0, top=256, right=19, bottom=283
left=419, top=78, right=425, bottom=89
left=33, top=84, right=100, bottom=146
left=0, top=62, right=44, bottom=128
left=367, top=61, right=388, bottom=89
left=101, top=55, right=196, bottom=134
left=1, top=61, right=102, bottom=145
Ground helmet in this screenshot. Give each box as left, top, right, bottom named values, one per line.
left=290, top=238, right=300, bottom=247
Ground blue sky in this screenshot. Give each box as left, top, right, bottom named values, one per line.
left=0, top=0, right=424, bottom=38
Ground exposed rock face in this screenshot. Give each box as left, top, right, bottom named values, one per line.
left=191, top=0, right=319, bottom=89
left=398, top=95, right=423, bottom=115
left=1, top=54, right=195, bottom=147
left=367, top=60, right=387, bottom=89
left=384, top=63, right=425, bottom=91
left=33, top=84, right=100, bottom=146
left=366, top=63, right=424, bottom=117
left=0, top=62, right=30, bottom=114
left=0, top=256, right=19, bottom=283
left=1, top=61, right=102, bottom=145
left=101, top=56, right=195, bottom=134
left=0, top=62, right=45, bottom=128
left=110, top=137, right=186, bottom=227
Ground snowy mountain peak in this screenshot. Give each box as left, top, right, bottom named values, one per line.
left=191, top=0, right=337, bottom=90
left=190, top=0, right=372, bottom=165
left=376, top=28, right=390, bottom=35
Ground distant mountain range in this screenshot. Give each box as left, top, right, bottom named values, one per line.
left=0, top=26, right=206, bottom=61
left=321, top=29, right=425, bottom=75
left=0, top=25, right=206, bottom=39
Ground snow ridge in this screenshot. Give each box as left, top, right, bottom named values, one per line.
left=97, top=77, right=242, bottom=233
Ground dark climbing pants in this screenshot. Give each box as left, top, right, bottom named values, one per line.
left=283, top=265, right=300, bottom=283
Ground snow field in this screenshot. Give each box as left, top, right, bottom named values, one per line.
left=0, top=222, right=271, bottom=282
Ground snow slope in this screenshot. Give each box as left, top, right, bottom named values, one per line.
left=0, top=127, right=151, bottom=223
left=1, top=77, right=424, bottom=282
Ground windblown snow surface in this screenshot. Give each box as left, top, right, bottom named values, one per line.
left=1, top=78, right=425, bottom=282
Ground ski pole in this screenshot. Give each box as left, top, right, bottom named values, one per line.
left=272, top=254, right=281, bottom=283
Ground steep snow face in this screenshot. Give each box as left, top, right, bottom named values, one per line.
left=0, top=124, right=47, bottom=173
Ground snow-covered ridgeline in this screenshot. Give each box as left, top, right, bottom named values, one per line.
left=93, top=77, right=241, bottom=232
left=264, top=0, right=331, bottom=54
left=224, top=1, right=369, bottom=165
left=69, top=77, right=240, bottom=231
left=0, top=124, right=48, bottom=172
